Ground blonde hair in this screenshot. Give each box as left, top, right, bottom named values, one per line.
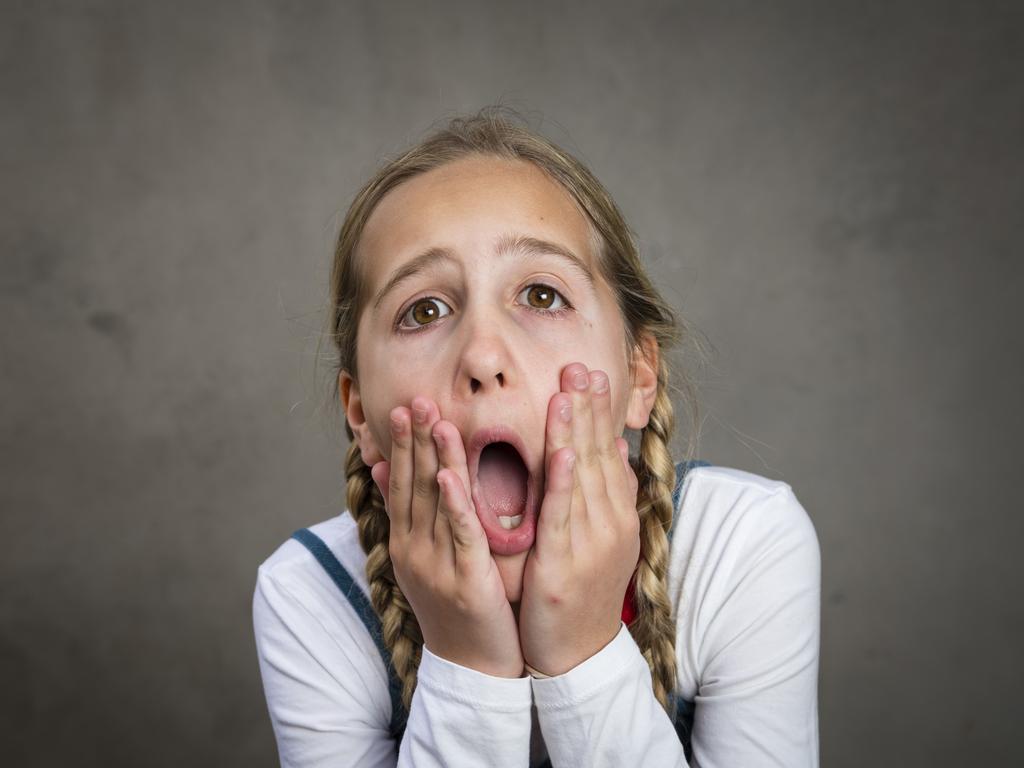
left=322, top=106, right=705, bottom=713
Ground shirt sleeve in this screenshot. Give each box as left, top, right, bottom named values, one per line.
left=404, top=646, right=533, bottom=768
left=253, top=562, right=533, bottom=768
left=253, top=565, right=397, bottom=767
left=531, top=623, right=688, bottom=767
left=685, top=485, right=821, bottom=767
left=530, top=484, right=820, bottom=768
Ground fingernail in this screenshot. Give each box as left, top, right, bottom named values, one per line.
left=573, top=371, right=589, bottom=390
left=433, top=429, right=446, bottom=447
left=567, top=451, right=576, bottom=471
left=413, top=405, right=428, bottom=424
left=592, top=373, right=608, bottom=394
left=390, top=414, right=405, bottom=436
left=559, top=401, right=572, bottom=423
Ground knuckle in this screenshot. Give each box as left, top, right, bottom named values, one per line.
left=593, top=515, right=616, bottom=541
left=389, top=554, right=410, bottom=581
left=405, top=553, right=430, bottom=583
left=388, top=475, right=404, bottom=499
left=541, top=586, right=563, bottom=608
left=387, top=539, right=406, bottom=562
left=451, top=586, right=478, bottom=614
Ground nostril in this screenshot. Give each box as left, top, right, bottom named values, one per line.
left=470, top=379, right=481, bottom=393
left=496, top=372, right=504, bottom=386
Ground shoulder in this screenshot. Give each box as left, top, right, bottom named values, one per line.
left=669, top=462, right=819, bottom=572
left=253, top=511, right=382, bottom=678
left=256, top=511, right=369, bottom=596
left=252, top=513, right=398, bottom=743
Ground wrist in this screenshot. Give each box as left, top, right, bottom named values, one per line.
left=526, top=621, right=622, bottom=677
left=524, top=662, right=551, bottom=679
left=425, top=643, right=525, bottom=678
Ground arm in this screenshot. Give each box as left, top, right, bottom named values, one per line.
left=684, top=486, right=821, bottom=767
left=404, top=646, right=532, bottom=767
left=254, top=561, right=534, bottom=768
left=253, top=564, right=396, bottom=767
left=530, top=484, right=820, bottom=768
left=518, top=362, right=688, bottom=766
left=532, top=623, right=688, bottom=767
left=255, top=389, right=536, bottom=766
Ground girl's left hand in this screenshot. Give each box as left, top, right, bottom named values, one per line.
left=518, top=363, right=641, bottom=676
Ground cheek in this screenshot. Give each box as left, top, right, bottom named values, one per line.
left=361, top=383, right=424, bottom=459
left=609, top=371, right=632, bottom=432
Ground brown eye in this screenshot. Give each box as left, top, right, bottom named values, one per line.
left=399, top=297, right=451, bottom=329
left=518, top=283, right=568, bottom=312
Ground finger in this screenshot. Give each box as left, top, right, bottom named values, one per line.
left=387, top=406, right=413, bottom=539
left=432, top=420, right=473, bottom=546
left=371, top=460, right=391, bottom=510
left=535, top=446, right=576, bottom=558
left=563, top=363, right=601, bottom=521
left=410, top=396, right=441, bottom=539
left=616, top=438, right=628, bottom=469
left=436, top=466, right=492, bottom=578
left=588, top=369, right=632, bottom=514
left=543, top=389, right=574, bottom=496
left=432, top=468, right=456, bottom=569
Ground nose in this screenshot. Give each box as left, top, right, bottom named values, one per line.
left=454, top=315, right=514, bottom=398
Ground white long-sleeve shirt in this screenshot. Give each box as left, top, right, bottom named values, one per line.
left=253, top=463, right=821, bottom=767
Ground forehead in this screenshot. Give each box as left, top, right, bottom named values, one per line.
left=356, top=155, right=599, bottom=292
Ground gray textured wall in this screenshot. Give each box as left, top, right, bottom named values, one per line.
left=2, top=1, right=1021, bottom=766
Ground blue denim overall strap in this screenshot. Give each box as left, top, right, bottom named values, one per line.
left=289, top=528, right=408, bottom=741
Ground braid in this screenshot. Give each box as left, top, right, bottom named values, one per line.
left=628, top=357, right=680, bottom=713
left=344, top=442, right=423, bottom=710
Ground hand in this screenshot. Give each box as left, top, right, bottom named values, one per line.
left=371, top=396, right=525, bottom=678
left=518, top=363, right=641, bottom=676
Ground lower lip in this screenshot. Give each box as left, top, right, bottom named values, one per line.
left=470, top=477, right=538, bottom=556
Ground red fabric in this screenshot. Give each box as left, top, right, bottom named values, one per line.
left=621, top=573, right=637, bottom=625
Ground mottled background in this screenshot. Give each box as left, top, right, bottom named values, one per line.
left=2, top=1, right=1021, bottom=766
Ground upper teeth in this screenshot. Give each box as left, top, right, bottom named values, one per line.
left=498, top=515, right=523, bottom=530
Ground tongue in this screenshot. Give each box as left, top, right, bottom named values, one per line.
left=477, top=443, right=528, bottom=516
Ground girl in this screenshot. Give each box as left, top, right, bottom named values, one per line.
left=253, top=107, right=820, bottom=767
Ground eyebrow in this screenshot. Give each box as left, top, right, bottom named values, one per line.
left=370, top=233, right=596, bottom=311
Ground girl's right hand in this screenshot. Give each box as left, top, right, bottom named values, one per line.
left=370, top=396, right=525, bottom=679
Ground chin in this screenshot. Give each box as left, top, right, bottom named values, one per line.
left=494, top=550, right=529, bottom=604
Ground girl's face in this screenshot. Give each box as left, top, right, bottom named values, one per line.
left=340, top=155, right=657, bottom=603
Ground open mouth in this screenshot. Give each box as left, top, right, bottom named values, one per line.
left=477, top=442, right=529, bottom=530
left=467, top=426, right=539, bottom=556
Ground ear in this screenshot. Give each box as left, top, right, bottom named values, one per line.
left=624, top=332, right=659, bottom=430
left=339, top=370, right=385, bottom=466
